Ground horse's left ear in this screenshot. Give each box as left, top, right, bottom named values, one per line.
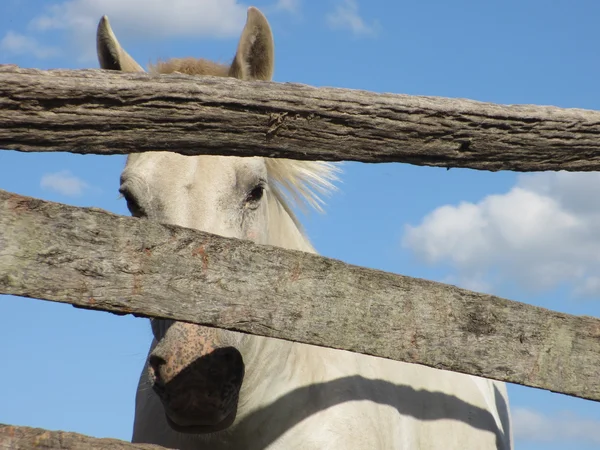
left=229, top=7, right=274, bottom=81
left=97, top=15, right=145, bottom=72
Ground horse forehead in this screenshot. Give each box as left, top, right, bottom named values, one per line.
left=122, top=152, right=188, bottom=184
left=123, top=153, right=266, bottom=186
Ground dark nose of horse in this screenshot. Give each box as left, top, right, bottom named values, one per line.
left=148, top=354, right=167, bottom=389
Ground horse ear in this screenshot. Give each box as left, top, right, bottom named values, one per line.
left=229, top=7, right=274, bottom=81
left=97, top=16, right=145, bottom=72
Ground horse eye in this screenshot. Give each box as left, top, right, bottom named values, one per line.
left=245, top=185, right=265, bottom=209
left=119, top=187, right=146, bottom=218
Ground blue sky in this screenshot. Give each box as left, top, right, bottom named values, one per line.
left=1, top=0, right=600, bottom=448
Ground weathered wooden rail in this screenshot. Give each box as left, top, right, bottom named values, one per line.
left=2, top=65, right=600, bottom=171
left=2, top=188, right=599, bottom=401
left=1, top=66, right=599, bottom=448
left=0, top=424, right=162, bottom=450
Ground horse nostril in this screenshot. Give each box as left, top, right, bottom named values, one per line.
left=148, top=354, right=167, bottom=388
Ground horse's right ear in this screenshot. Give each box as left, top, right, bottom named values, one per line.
left=97, top=16, right=144, bottom=72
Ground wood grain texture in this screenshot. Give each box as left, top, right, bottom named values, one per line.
left=1, top=189, right=599, bottom=402
left=2, top=65, right=600, bottom=171
left=0, top=424, right=165, bottom=449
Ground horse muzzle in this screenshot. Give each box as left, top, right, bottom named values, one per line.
left=148, top=323, right=245, bottom=434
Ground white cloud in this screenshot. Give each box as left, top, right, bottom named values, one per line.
left=41, top=170, right=89, bottom=197
left=26, top=0, right=249, bottom=61
left=326, top=0, right=379, bottom=36
left=402, top=172, right=600, bottom=297
left=513, top=407, right=600, bottom=444
left=0, top=31, right=60, bottom=59
left=29, top=0, right=247, bottom=38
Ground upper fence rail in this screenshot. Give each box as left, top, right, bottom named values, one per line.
left=2, top=65, right=600, bottom=171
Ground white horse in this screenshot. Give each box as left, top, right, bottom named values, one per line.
left=97, top=7, right=512, bottom=449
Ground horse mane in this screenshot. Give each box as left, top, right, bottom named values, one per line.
left=149, top=57, right=229, bottom=77
left=150, top=58, right=341, bottom=234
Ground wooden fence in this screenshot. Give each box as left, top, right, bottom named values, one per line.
left=1, top=64, right=599, bottom=448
